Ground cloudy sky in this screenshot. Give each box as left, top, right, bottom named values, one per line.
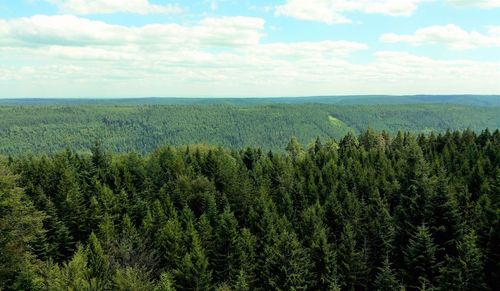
left=0, top=0, right=499, bottom=98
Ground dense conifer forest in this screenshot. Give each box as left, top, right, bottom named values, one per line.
left=1, top=129, right=499, bottom=290
left=1, top=104, right=499, bottom=155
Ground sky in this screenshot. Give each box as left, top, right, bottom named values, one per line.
left=0, top=0, right=499, bottom=98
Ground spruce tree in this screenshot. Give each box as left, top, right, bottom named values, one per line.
left=403, top=225, right=439, bottom=290
left=86, top=232, right=112, bottom=290
left=337, top=222, right=368, bottom=290
left=309, top=225, right=338, bottom=290
left=235, top=228, right=257, bottom=289
left=440, top=231, right=486, bottom=290
left=0, top=161, right=44, bottom=290
left=263, top=230, right=312, bottom=290
left=374, top=258, right=399, bottom=291
left=174, top=227, right=212, bottom=291
left=426, top=171, right=461, bottom=261
left=213, top=208, right=240, bottom=284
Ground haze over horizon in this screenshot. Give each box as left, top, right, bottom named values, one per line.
left=1, top=0, right=499, bottom=98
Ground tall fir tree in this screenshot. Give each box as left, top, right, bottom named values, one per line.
left=440, top=231, right=486, bottom=290
left=403, top=225, right=440, bottom=290
left=263, top=230, right=312, bottom=290
left=174, top=227, right=212, bottom=291
left=374, top=258, right=399, bottom=291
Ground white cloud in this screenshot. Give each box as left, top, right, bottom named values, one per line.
left=242, top=41, right=368, bottom=58
left=380, top=24, right=500, bottom=50
left=275, top=0, right=428, bottom=24
left=0, top=15, right=498, bottom=97
left=46, top=0, right=183, bottom=15
left=446, top=0, right=500, bottom=8
left=0, top=15, right=265, bottom=48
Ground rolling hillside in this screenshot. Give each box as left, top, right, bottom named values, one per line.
left=1, top=103, right=498, bottom=155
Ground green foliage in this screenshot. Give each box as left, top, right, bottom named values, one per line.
left=113, top=267, right=154, bottom=291
left=404, top=225, right=439, bottom=289
left=1, top=104, right=499, bottom=155
left=0, top=160, right=44, bottom=290
left=374, top=258, right=399, bottom=291
left=1, top=129, right=499, bottom=290
left=174, top=226, right=212, bottom=290
left=439, top=231, right=486, bottom=290
left=263, top=230, right=313, bottom=290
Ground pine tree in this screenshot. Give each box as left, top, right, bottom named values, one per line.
left=156, top=217, right=185, bottom=272
left=337, top=222, right=368, bottom=290
left=426, top=171, right=461, bottom=261
left=197, top=214, right=216, bottom=270
left=59, top=168, right=88, bottom=242
left=403, top=225, right=439, bottom=290
left=309, top=225, right=338, bottom=290
left=286, top=136, right=303, bottom=159
left=263, top=230, right=312, bottom=290
left=440, top=231, right=486, bottom=290
left=154, top=272, right=176, bottom=291
left=374, top=258, right=399, bottom=291
left=324, top=190, right=344, bottom=241
left=235, top=228, right=257, bottom=288
left=86, top=232, right=112, bottom=290
left=113, top=267, right=154, bottom=291
left=365, top=190, right=395, bottom=282
left=0, top=161, right=44, bottom=290
left=234, top=269, right=251, bottom=291
left=213, top=208, right=240, bottom=284
left=61, top=246, right=92, bottom=290
left=174, top=227, right=212, bottom=291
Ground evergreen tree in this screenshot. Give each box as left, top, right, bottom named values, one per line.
left=286, top=136, right=304, bottom=159
left=235, top=228, right=257, bottom=289
left=0, top=161, right=44, bottom=290
left=213, top=208, right=240, bottom=283
left=156, top=217, right=185, bottom=272
left=426, top=171, right=461, bottom=261
left=174, top=227, right=212, bottom=291
left=154, top=272, right=176, bottom=291
left=263, top=230, right=312, bottom=290
left=59, top=167, right=88, bottom=242
left=61, top=246, right=92, bottom=290
left=374, top=258, right=399, bottom=291
left=404, top=225, right=439, bottom=290
left=337, top=223, right=368, bottom=290
left=113, top=267, right=154, bottom=291
left=86, top=232, right=112, bottom=290
left=309, top=225, right=338, bottom=290
left=234, top=269, right=251, bottom=291
left=440, top=231, right=486, bottom=290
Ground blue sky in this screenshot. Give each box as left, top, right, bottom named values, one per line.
left=0, top=0, right=499, bottom=97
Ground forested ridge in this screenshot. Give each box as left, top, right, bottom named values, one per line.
left=1, top=129, right=499, bottom=290
left=1, top=104, right=499, bottom=155
left=1, top=95, right=499, bottom=106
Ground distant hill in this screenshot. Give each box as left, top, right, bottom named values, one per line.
left=0, top=103, right=498, bottom=155
left=0, top=95, right=499, bottom=106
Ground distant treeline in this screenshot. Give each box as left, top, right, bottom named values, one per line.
left=1, top=129, right=499, bottom=290
left=1, top=95, right=499, bottom=106
left=0, top=104, right=499, bottom=155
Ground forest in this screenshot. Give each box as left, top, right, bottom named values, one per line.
left=1, top=129, right=499, bottom=290
left=1, top=103, right=499, bottom=155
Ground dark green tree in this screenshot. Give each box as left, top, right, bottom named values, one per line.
left=0, top=161, right=44, bottom=290
left=440, top=231, right=486, bottom=290
left=174, top=227, right=212, bottom=290
left=263, top=230, right=312, bottom=290
left=374, top=258, right=399, bottom=291
left=404, top=225, right=439, bottom=290
left=337, top=222, right=368, bottom=290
